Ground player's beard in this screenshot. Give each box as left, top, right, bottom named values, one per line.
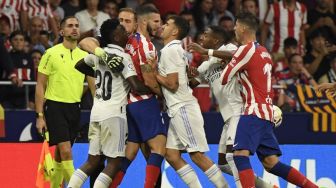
left=147, top=24, right=156, bottom=37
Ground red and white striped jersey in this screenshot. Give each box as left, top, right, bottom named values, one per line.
left=264, top=1, right=307, bottom=53
left=221, top=42, right=274, bottom=121
left=125, top=32, right=157, bottom=103
left=0, top=0, right=24, bottom=31
left=22, top=0, right=53, bottom=30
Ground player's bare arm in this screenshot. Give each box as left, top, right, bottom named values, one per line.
left=35, top=72, right=48, bottom=134
left=155, top=72, right=179, bottom=93
left=78, top=37, right=100, bottom=54
left=127, top=76, right=153, bottom=95
left=140, top=64, right=162, bottom=96
left=188, top=42, right=233, bottom=60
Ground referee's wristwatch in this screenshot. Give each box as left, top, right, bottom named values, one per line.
left=36, top=112, right=44, bottom=118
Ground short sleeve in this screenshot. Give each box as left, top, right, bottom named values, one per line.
left=38, top=50, right=52, bottom=75
left=121, top=54, right=137, bottom=79
left=84, top=54, right=99, bottom=67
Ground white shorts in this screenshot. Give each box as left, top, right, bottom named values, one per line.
left=218, top=115, right=240, bottom=154
left=166, top=103, right=209, bottom=153
left=88, top=115, right=128, bottom=158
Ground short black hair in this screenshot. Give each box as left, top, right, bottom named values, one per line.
left=236, top=12, right=259, bottom=33
left=9, top=30, right=25, bottom=41
left=309, top=28, right=327, bottom=40
left=284, top=37, right=298, bottom=48
left=208, top=25, right=229, bottom=43
left=135, top=4, right=159, bottom=17
left=60, top=16, right=78, bottom=28
left=100, top=19, right=121, bottom=45
left=168, top=15, right=190, bottom=40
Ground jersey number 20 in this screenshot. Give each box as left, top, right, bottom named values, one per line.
left=96, top=70, right=112, bottom=100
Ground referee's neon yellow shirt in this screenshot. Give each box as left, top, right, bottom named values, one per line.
left=38, top=43, right=88, bottom=103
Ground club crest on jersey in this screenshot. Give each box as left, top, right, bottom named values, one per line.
left=126, top=44, right=136, bottom=56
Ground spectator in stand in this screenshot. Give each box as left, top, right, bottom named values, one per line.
left=276, top=53, right=317, bottom=111
left=75, top=0, right=110, bottom=39
left=21, top=0, right=59, bottom=43
left=27, top=17, right=45, bottom=52
left=273, top=37, right=299, bottom=78
left=242, top=0, right=259, bottom=17
left=31, top=49, right=42, bottom=79
left=304, top=29, right=336, bottom=81
left=218, top=16, right=234, bottom=32
left=61, top=0, right=82, bottom=17
left=261, top=0, right=308, bottom=58
left=192, top=0, right=216, bottom=32
left=0, top=14, right=12, bottom=51
left=103, top=0, right=119, bottom=19
left=32, top=30, right=52, bottom=53
left=307, top=0, right=336, bottom=44
left=318, top=53, right=336, bottom=84
left=0, top=36, right=17, bottom=84
left=0, top=0, right=25, bottom=32
left=213, top=0, right=235, bottom=24
left=2, top=31, right=35, bottom=109
left=50, top=0, right=65, bottom=25
left=180, top=10, right=197, bottom=39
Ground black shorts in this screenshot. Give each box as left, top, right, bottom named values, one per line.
left=44, top=100, right=81, bottom=146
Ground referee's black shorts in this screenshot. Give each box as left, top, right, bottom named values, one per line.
left=44, top=100, right=81, bottom=146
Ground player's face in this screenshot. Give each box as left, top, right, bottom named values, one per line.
left=220, top=20, right=234, bottom=32
left=118, top=11, right=136, bottom=35
left=243, top=0, right=258, bottom=16
left=147, top=13, right=161, bottom=36
left=115, top=25, right=129, bottom=47
left=11, top=34, right=25, bottom=51
left=62, top=18, right=80, bottom=41
left=0, top=18, right=11, bottom=36
left=311, top=36, right=326, bottom=53
left=234, top=21, right=244, bottom=43
left=32, top=52, right=42, bottom=66
left=199, top=28, right=214, bottom=48
left=161, top=19, right=177, bottom=40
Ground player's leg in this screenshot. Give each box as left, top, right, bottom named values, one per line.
left=233, top=115, right=266, bottom=188
left=110, top=108, right=140, bottom=188
left=218, top=123, right=233, bottom=175
left=68, top=122, right=103, bottom=188
left=136, top=97, right=167, bottom=188
left=258, top=125, right=318, bottom=188
left=175, top=104, right=229, bottom=188
left=52, top=147, right=64, bottom=188
left=165, top=125, right=202, bottom=188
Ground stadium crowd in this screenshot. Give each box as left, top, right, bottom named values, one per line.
left=0, top=0, right=335, bottom=111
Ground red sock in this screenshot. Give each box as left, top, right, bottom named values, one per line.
left=144, top=165, right=161, bottom=188
left=109, top=171, right=125, bottom=188
left=239, top=169, right=255, bottom=188
left=287, top=168, right=318, bottom=188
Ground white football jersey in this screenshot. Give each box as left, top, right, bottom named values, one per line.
left=196, top=43, right=243, bottom=121
left=158, top=40, right=197, bottom=117
left=84, top=44, right=137, bottom=122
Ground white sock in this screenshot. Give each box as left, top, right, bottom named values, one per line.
left=67, top=169, right=88, bottom=188
left=205, top=164, right=230, bottom=188
left=226, top=153, right=242, bottom=188
left=177, top=164, right=202, bottom=188
left=218, top=164, right=233, bottom=175
left=93, top=173, right=112, bottom=188
left=255, top=175, right=276, bottom=188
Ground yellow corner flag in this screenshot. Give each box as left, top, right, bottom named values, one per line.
left=36, top=130, right=54, bottom=188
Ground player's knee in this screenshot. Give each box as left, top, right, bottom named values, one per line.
left=262, top=155, right=279, bottom=171
left=190, top=152, right=205, bottom=165
left=165, top=150, right=180, bottom=164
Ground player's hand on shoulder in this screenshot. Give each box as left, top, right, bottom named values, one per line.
left=103, top=53, right=125, bottom=73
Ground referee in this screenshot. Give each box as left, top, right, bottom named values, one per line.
left=35, top=16, right=94, bottom=187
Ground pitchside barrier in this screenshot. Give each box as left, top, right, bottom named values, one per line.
left=0, top=110, right=335, bottom=187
